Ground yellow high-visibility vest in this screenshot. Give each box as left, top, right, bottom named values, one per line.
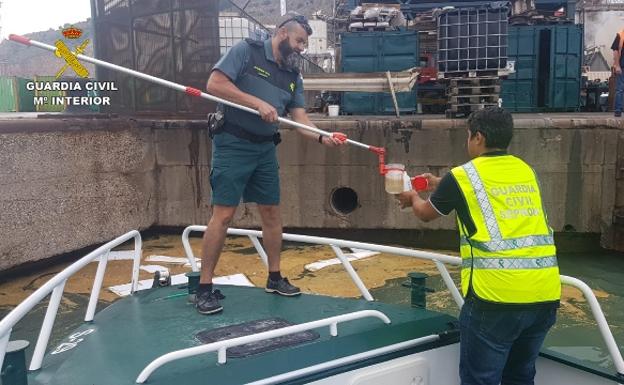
left=451, top=155, right=561, bottom=304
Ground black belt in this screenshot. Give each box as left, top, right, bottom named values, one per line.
left=218, top=123, right=281, bottom=145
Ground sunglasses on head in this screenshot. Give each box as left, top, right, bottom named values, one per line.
left=278, top=15, right=313, bottom=35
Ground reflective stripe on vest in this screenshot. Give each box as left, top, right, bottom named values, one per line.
left=460, top=234, right=554, bottom=251
left=451, top=155, right=561, bottom=304
left=463, top=162, right=502, bottom=239
left=462, top=256, right=558, bottom=269
left=460, top=161, right=555, bottom=256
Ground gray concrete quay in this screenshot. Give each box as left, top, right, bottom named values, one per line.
left=0, top=112, right=622, bottom=271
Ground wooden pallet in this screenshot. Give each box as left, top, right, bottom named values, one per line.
left=449, top=102, right=498, bottom=111
left=449, top=94, right=500, bottom=104
left=444, top=74, right=501, bottom=118
left=439, top=69, right=509, bottom=79
left=448, top=85, right=501, bottom=96
left=447, top=77, right=500, bottom=86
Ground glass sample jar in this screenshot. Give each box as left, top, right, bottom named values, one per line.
left=384, top=163, right=405, bottom=194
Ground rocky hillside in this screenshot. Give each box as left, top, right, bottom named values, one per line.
left=0, top=21, right=94, bottom=78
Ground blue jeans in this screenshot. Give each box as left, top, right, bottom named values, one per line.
left=616, top=72, right=624, bottom=114
left=459, top=298, right=557, bottom=385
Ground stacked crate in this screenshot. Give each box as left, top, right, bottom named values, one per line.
left=437, top=5, right=509, bottom=118
left=412, top=12, right=437, bottom=54
left=446, top=77, right=501, bottom=118
left=411, top=12, right=446, bottom=114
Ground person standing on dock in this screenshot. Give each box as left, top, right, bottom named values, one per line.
left=397, top=107, right=561, bottom=385
left=196, top=14, right=346, bottom=315
left=612, top=30, right=624, bottom=117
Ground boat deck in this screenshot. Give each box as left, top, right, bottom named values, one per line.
left=31, top=284, right=458, bottom=385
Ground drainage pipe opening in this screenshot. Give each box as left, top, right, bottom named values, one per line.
left=330, top=187, right=359, bottom=215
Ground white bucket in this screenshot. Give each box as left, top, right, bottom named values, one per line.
left=328, top=105, right=340, bottom=117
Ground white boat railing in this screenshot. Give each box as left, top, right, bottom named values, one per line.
left=0, top=227, right=622, bottom=382
left=181, top=225, right=624, bottom=376
left=181, top=225, right=465, bottom=304
left=243, top=334, right=442, bottom=385
left=135, top=309, right=391, bottom=383
left=560, top=275, right=624, bottom=375
left=0, top=230, right=142, bottom=372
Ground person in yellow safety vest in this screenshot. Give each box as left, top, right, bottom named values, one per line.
left=397, top=107, right=561, bottom=385
left=612, top=30, right=624, bottom=117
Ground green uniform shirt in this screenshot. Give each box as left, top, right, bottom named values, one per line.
left=213, top=39, right=305, bottom=136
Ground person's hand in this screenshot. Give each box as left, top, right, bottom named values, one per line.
left=396, top=190, right=417, bottom=209
left=257, top=101, right=278, bottom=123
left=321, top=132, right=347, bottom=147
left=615, top=66, right=622, bottom=75
left=417, top=173, right=441, bottom=192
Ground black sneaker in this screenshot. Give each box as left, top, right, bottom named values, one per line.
left=195, top=290, right=224, bottom=315
left=189, top=289, right=225, bottom=304
left=265, top=277, right=301, bottom=296
left=615, top=112, right=622, bottom=118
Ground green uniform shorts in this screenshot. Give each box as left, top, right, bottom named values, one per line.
left=210, top=132, right=280, bottom=206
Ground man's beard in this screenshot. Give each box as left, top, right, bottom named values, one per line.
left=278, top=38, right=300, bottom=68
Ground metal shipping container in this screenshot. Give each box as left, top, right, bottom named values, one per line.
left=500, top=26, right=539, bottom=112
left=34, top=76, right=66, bottom=113
left=502, top=23, right=582, bottom=112
left=0, top=77, right=36, bottom=112
left=549, top=24, right=583, bottom=110
left=16, top=78, right=36, bottom=112
left=340, top=30, right=418, bottom=115
left=0, top=77, right=16, bottom=112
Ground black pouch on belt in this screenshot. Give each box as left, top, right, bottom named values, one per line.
left=272, top=132, right=282, bottom=145
left=207, top=110, right=225, bottom=139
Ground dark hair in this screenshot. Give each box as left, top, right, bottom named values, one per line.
left=278, top=15, right=313, bottom=35
left=467, top=107, right=513, bottom=149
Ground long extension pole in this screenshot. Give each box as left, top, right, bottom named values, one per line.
left=8, top=34, right=386, bottom=163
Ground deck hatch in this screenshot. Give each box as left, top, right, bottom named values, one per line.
left=196, top=317, right=320, bottom=358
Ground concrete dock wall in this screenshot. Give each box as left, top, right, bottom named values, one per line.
left=0, top=115, right=622, bottom=271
